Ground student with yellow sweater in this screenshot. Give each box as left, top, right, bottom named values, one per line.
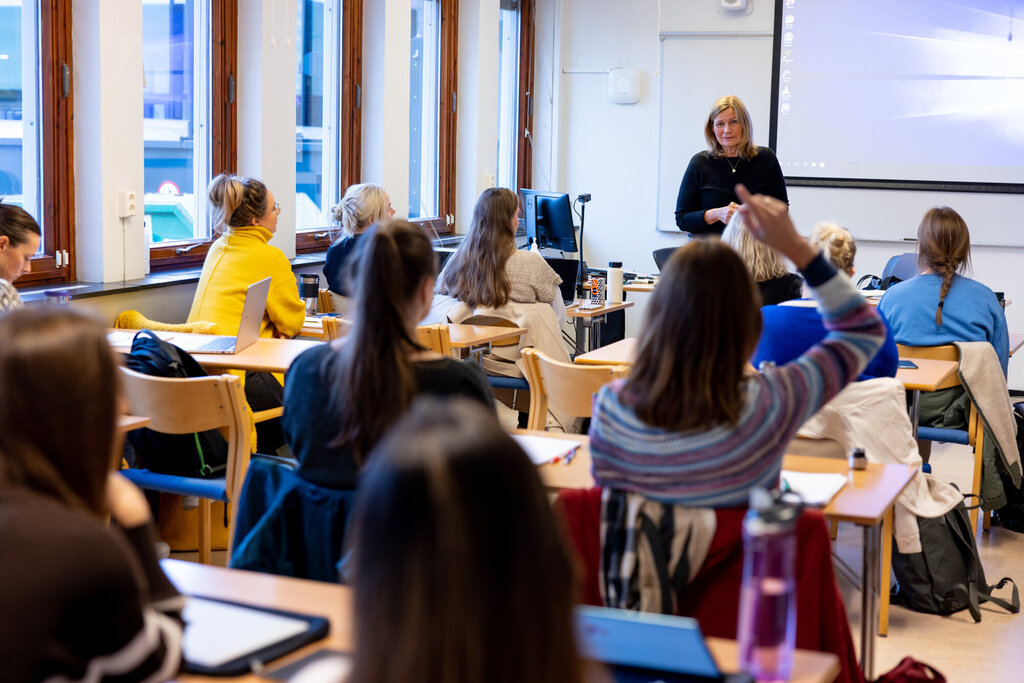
left=188, top=174, right=305, bottom=453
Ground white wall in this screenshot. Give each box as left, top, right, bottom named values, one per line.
left=73, top=0, right=146, bottom=282
left=237, top=0, right=298, bottom=258
left=536, top=0, right=1024, bottom=388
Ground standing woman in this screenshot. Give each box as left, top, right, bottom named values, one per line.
left=188, top=174, right=305, bottom=339
left=0, top=204, right=42, bottom=312
left=323, top=183, right=395, bottom=297
left=0, top=308, right=182, bottom=681
left=675, top=95, right=788, bottom=236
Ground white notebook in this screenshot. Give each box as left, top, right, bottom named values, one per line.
left=780, top=470, right=848, bottom=507
left=511, top=434, right=582, bottom=466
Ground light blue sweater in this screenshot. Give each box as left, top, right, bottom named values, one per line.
left=878, top=273, right=1008, bottom=374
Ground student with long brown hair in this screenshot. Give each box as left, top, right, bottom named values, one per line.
left=0, top=203, right=41, bottom=312
left=345, top=398, right=584, bottom=683
left=878, top=206, right=1008, bottom=373
left=0, top=308, right=182, bottom=681
left=589, top=186, right=886, bottom=506
left=282, top=220, right=493, bottom=489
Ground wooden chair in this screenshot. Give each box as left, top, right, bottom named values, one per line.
left=521, top=347, right=629, bottom=430
left=416, top=323, right=452, bottom=356
left=321, top=316, right=352, bottom=341
left=898, top=343, right=987, bottom=533
left=317, top=288, right=334, bottom=314
left=119, top=368, right=252, bottom=564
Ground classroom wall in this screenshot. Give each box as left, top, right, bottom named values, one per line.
left=535, top=0, right=1024, bottom=388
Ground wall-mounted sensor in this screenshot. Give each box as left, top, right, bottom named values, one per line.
left=722, top=0, right=748, bottom=10
left=607, top=68, right=643, bottom=105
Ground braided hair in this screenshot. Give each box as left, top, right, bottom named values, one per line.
left=916, top=207, right=971, bottom=326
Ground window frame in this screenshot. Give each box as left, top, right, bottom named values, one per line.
left=516, top=0, right=535, bottom=192
left=17, top=0, right=76, bottom=286
left=296, top=0, right=364, bottom=254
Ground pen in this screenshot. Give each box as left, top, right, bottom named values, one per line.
left=780, top=476, right=791, bottom=494
left=563, top=445, right=579, bottom=466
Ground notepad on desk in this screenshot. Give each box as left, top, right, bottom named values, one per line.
left=512, top=434, right=581, bottom=466
left=780, top=470, right=848, bottom=506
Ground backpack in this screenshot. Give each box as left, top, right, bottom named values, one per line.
left=890, top=492, right=1019, bottom=621
left=992, top=403, right=1024, bottom=532
left=124, top=330, right=229, bottom=478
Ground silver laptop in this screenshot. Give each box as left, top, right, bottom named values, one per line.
left=176, top=277, right=272, bottom=355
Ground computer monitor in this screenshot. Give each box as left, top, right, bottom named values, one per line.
left=520, top=189, right=578, bottom=252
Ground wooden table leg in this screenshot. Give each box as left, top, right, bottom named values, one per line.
left=878, top=506, right=893, bottom=637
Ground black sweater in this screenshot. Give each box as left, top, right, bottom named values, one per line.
left=0, top=487, right=183, bottom=681
left=674, top=147, right=788, bottom=235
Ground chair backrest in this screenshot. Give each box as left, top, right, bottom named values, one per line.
left=896, top=343, right=962, bottom=391
left=653, top=247, right=679, bottom=272
left=118, top=367, right=252, bottom=501
left=317, top=288, right=334, bottom=314
left=416, top=323, right=452, bottom=356
left=321, top=316, right=352, bottom=341
left=881, top=252, right=918, bottom=283
left=521, top=347, right=629, bottom=430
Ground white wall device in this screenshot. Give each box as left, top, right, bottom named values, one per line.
left=607, top=68, right=643, bottom=105
left=721, top=0, right=748, bottom=10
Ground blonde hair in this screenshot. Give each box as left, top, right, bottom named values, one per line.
left=331, top=184, right=391, bottom=238
left=722, top=211, right=789, bottom=282
left=704, top=95, right=758, bottom=160
left=810, top=222, right=856, bottom=276
left=208, top=174, right=269, bottom=234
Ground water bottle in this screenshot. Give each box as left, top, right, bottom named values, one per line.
left=738, top=488, right=799, bottom=682
left=298, top=273, right=319, bottom=316
left=607, top=261, right=623, bottom=304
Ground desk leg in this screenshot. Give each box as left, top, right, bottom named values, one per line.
left=879, top=506, right=893, bottom=637
left=908, top=389, right=921, bottom=435
left=592, top=318, right=604, bottom=350
left=574, top=319, right=589, bottom=356
left=860, top=523, right=880, bottom=679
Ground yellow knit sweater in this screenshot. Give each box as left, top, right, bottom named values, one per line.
left=187, top=226, right=305, bottom=339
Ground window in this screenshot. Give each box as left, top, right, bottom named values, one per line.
left=296, top=0, right=362, bottom=254
left=496, top=2, right=519, bottom=190
left=408, top=0, right=455, bottom=234
left=0, top=1, right=74, bottom=284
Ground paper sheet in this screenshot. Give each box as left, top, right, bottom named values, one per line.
left=182, top=596, right=311, bottom=668
left=780, top=470, right=848, bottom=507
left=511, top=434, right=581, bottom=466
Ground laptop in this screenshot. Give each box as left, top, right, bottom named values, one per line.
left=174, top=277, right=272, bottom=354
left=544, top=256, right=583, bottom=305
left=575, top=606, right=742, bottom=682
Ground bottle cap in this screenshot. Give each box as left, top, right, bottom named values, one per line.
left=746, top=487, right=802, bottom=533
left=609, top=261, right=622, bottom=268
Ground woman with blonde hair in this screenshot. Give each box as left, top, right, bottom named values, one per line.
left=754, top=222, right=898, bottom=380
left=324, top=183, right=395, bottom=297
left=723, top=210, right=802, bottom=305
left=675, top=95, right=787, bottom=235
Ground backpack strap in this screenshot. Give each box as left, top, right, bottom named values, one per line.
left=978, top=577, right=1020, bottom=615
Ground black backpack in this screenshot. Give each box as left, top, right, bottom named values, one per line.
left=124, top=330, right=229, bottom=478
left=890, top=493, right=1019, bottom=621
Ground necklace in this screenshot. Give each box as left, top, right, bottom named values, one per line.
left=724, top=155, right=741, bottom=174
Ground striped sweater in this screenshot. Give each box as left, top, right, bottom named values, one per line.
left=589, top=254, right=886, bottom=507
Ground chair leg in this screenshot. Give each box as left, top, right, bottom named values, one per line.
left=983, top=509, right=991, bottom=531
left=198, top=499, right=212, bottom=565
left=970, top=427, right=985, bottom=537
left=829, top=518, right=839, bottom=541
left=878, top=506, right=894, bottom=637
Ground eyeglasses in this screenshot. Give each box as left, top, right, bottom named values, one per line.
left=273, top=202, right=281, bottom=214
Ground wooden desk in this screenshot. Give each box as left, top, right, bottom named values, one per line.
left=117, top=415, right=151, bottom=433
left=529, top=434, right=911, bottom=679
left=109, top=332, right=322, bottom=375
left=447, top=324, right=527, bottom=349
left=164, top=559, right=838, bottom=683
left=299, top=316, right=324, bottom=338
left=895, top=356, right=959, bottom=435
left=566, top=301, right=635, bottom=354
left=574, top=336, right=637, bottom=366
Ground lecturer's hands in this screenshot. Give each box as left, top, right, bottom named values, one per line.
left=705, top=202, right=741, bottom=225
left=735, top=184, right=816, bottom=270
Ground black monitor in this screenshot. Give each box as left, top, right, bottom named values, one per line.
left=520, top=189, right=577, bottom=252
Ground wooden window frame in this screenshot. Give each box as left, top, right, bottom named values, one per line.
left=297, top=0, right=364, bottom=254
left=149, top=0, right=238, bottom=272
left=516, top=0, right=534, bottom=192
left=19, top=1, right=75, bottom=286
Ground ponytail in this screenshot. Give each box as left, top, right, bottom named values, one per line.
left=916, top=207, right=970, bottom=328
left=207, top=174, right=269, bottom=234
left=325, top=219, right=437, bottom=464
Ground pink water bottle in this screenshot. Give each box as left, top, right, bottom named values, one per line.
left=737, top=488, right=799, bottom=682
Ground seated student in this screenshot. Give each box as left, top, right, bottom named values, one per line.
left=282, top=219, right=493, bottom=490
left=436, top=188, right=570, bottom=377
left=589, top=185, right=885, bottom=507
left=0, top=204, right=42, bottom=312
left=754, top=222, right=898, bottom=380
left=722, top=210, right=803, bottom=305
left=323, top=182, right=395, bottom=299
left=0, top=308, right=182, bottom=681
left=188, top=174, right=306, bottom=452
left=341, top=397, right=584, bottom=683
left=878, top=206, right=1008, bottom=374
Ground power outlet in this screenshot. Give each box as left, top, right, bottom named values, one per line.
left=117, top=191, right=137, bottom=218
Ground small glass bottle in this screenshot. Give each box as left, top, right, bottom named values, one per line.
left=738, top=488, right=799, bottom=682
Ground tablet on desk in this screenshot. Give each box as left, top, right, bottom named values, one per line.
left=898, top=359, right=918, bottom=369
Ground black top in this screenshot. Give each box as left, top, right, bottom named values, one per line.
left=282, top=343, right=495, bottom=489
left=758, top=272, right=804, bottom=306
left=323, top=234, right=362, bottom=297
left=674, top=147, right=788, bottom=235
left=0, top=487, right=183, bottom=681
